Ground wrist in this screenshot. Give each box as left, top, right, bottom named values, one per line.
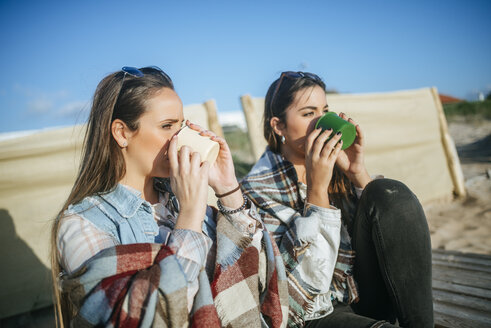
left=176, top=209, right=205, bottom=233
left=217, top=193, right=249, bottom=214
left=218, top=190, right=244, bottom=209
left=306, top=188, right=330, bottom=208
left=347, top=170, right=371, bottom=189
left=212, top=180, right=239, bottom=196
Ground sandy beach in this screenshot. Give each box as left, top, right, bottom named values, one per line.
left=424, top=119, right=491, bottom=255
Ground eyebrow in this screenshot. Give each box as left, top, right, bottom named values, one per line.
left=159, top=118, right=183, bottom=124
left=297, top=104, right=329, bottom=112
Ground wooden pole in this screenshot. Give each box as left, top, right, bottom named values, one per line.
left=203, top=99, right=224, bottom=139
left=240, top=94, right=265, bottom=161
left=431, top=87, right=466, bottom=198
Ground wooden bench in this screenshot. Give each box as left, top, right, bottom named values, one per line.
left=432, top=249, right=491, bottom=327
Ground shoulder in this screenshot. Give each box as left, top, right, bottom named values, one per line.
left=65, top=194, right=102, bottom=216
left=241, top=148, right=296, bottom=194
left=58, top=212, right=114, bottom=241
left=242, top=148, right=284, bottom=186
left=62, top=189, right=123, bottom=234
left=64, top=184, right=144, bottom=222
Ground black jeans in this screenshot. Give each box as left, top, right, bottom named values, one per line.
left=306, top=179, right=434, bottom=328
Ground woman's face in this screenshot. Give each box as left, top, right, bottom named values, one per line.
left=124, top=87, right=184, bottom=178
left=279, top=85, right=329, bottom=158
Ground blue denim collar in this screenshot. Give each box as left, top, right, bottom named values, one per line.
left=100, top=183, right=150, bottom=218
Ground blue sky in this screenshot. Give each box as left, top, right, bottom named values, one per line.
left=0, top=0, right=490, bottom=133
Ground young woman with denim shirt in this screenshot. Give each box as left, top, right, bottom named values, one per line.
left=241, top=71, right=434, bottom=327
left=50, top=67, right=288, bottom=327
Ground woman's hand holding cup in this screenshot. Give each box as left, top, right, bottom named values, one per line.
left=168, top=134, right=210, bottom=233
left=304, top=127, right=343, bottom=208
left=186, top=121, right=243, bottom=209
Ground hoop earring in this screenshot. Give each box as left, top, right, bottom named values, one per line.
left=281, top=136, right=286, bottom=144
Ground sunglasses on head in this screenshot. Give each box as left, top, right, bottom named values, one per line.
left=269, top=71, right=322, bottom=115
left=112, top=66, right=173, bottom=116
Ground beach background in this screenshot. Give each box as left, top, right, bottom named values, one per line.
left=1, top=1, right=490, bottom=326
left=425, top=115, right=491, bottom=255
left=1, top=97, right=489, bottom=328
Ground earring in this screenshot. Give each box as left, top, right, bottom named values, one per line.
left=281, top=136, right=286, bottom=144
left=122, top=141, right=128, bottom=147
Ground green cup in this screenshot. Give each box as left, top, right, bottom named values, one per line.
left=315, top=112, right=356, bottom=150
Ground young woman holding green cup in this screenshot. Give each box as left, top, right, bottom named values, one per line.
left=241, top=71, right=433, bottom=327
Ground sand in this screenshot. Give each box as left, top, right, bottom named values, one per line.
left=423, top=119, right=491, bottom=255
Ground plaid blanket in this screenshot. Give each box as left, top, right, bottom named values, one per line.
left=241, top=148, right=359, bottom=327
left=61, top=212, right=288, bottom=327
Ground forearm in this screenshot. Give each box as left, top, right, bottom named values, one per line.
left=306, top=187, right=331, bottom=208
left=346, top=168, right=371, bottom=189
left=214, top=181, right=244, bottom=209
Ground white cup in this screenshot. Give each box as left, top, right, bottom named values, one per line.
left=176, top=126, right=220, bottom=164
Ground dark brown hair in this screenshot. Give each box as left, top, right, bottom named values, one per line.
left=263, top=71, right=354, bottom=207
left=50, top=66, right=174, bottom=327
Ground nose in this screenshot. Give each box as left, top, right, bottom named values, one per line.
left=307, top=118, right=319, bottom=134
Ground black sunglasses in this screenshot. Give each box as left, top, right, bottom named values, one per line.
left=269, top=71, right=322, bottom=115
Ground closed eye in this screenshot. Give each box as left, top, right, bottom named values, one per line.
left=302, top=112, right=315, bottom=117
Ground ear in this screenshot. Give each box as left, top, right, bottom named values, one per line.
left=270, top=117, right=285, bottom=137
left=111, top=119, right=130, bottom=148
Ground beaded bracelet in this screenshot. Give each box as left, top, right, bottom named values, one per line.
left=217, top=193, right=249, bottom=214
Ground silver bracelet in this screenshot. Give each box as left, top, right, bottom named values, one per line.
left=217, top=193, right=249, bottom=214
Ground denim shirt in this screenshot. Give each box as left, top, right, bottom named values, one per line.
left=65, top=183, right=163, bottom=245
left=65, top=179, right=218, bottom=245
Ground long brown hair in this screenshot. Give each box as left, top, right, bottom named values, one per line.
left=263, top=71, right=354, bottom=208
left=50, top=66, right=174, bottom=327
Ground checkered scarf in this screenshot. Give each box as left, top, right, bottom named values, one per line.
left=241, top=148, right=359, bottom=327
left=60, top=211, right=288, bottom=327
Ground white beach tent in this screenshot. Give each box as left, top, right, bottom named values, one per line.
left=0, top=100, right=222, bottom=319
left=240, top=87, right=466, bottom=205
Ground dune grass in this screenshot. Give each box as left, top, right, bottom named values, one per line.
left=223, top=127, right=254, bottom=179
left=443, top=100, right=491, bottom=122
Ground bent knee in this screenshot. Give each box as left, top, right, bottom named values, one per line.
left=362, top=178, right=417, bottom=205
left=360, top=179, right=427, bottom=228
